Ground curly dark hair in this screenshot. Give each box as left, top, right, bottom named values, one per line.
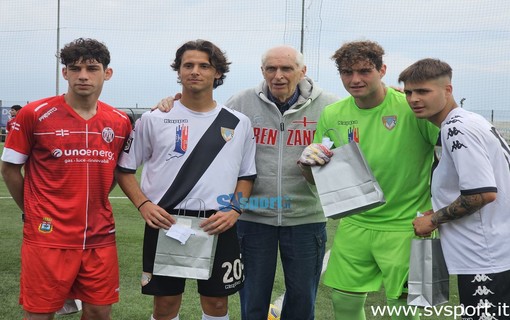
left=171, top=39, right=231, bottom=88
left=58, top=38, right=111, bottom=69
left=331, top=40, right=385, bottom=73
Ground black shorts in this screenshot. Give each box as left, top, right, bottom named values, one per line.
left=141, top=210, right=244, bottom=297
left=457, top=269, right=510, bottom=320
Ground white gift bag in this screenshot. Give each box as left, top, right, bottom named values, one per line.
left=153, top=199, right=218, bottom=280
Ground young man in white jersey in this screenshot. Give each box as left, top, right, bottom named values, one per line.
left=299, top=40, right=438, bottom=320
left=1, top=38, right=132, bottom=320
left=400, top=58, right=510, bottom=320
left=115, top=39, right=257, bottom=320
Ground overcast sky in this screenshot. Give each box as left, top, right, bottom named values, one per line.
left=1, top=0, right=509, bottom=118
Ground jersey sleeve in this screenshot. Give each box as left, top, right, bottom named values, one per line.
left=1, top=107, right=35, bottom=164
left=117, top=112, right=153, bottom=172
left=443, top=119, right=496, bottom=194
left=238, top=116, right=257, bottom=180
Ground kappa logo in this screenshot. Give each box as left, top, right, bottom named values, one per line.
left=382, top=115, right=397, bottom=130
left=446, top=115, right=463, bottom=125
left=477, top=299, right=496, bottom=308
left=472, top=286, right=495, bottom=296
left=447, top=127, right=464, bottom=139
left=221, top=127, right=234, bottom=142
left=472, top=274, right=493, bottom=283
left=451, top=140, right=467, bottom=152
left=164, top=118, right=189, bottom=124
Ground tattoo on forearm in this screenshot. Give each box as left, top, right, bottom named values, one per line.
left=431, top=194, right=485, bottom=226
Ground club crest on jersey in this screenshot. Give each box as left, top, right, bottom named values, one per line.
left=38, top=217, right=53, bottom=233
left=382, top=116, right=397, bottom=130
left=221, top=127, right=234, bottom=142
left=102, top=127, right=115, bottom=143
left=167, top=124, right=189, bottom=160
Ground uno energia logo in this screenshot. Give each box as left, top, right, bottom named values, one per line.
left=51, top=148, right=115, bottom=160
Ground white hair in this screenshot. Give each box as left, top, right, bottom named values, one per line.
left=261, top=45, right=305, bottom=68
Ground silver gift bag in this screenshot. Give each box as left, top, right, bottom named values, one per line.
left=153, top=199, right=218, bottom=280
left=56, top=299, right=82, bottom=315
left=407, top=233, right=449, bottom=307
left=311, top=140, right=385, bottom=219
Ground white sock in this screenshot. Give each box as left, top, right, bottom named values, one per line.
left=202, top=312, right=229, bottom=320
left=150, top=314, right=180, bottom=320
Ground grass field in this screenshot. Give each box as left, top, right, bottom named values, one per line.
left=0, top=142, right=460, bottom=319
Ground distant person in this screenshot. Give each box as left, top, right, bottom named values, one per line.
left=116, top=39, right=257, bottom=320
left=400, top=58, right=510, bottom=320
left=6, top=104, right=22, bottom=134
left=156, top=45, right=339, bottom=320
left=299, top=40, right=438, bottom=320
left=0, top=38, right=131, bottom=320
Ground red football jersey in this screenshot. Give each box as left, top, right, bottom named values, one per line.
left=2, top=95, right=132, bottom=249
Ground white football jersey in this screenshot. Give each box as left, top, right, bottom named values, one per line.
left=433, top=107, right=510, bottom=274
left=118, top=102, right=257, bottom=211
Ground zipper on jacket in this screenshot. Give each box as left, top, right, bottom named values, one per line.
left=277, top=120, right=285, bottom=225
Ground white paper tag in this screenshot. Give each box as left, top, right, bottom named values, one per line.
left=165, top=223, right=196, bottom=245
left=322, top=137, right=334, bottom=149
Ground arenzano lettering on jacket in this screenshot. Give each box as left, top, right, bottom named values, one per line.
left=253, top=127, right=315, bottom=146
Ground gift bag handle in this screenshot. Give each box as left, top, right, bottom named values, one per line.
left=177, top=198, right=207, bottom=218
left=323, top=128, right=346, bottom=147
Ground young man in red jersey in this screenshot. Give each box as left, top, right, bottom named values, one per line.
left=1, top=38, right=132, bottom=320
left=6, top=104, right=22, bottom=135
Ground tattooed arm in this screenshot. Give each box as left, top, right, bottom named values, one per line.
left=431, top=192, right=496, bottom=226
left=413, top=192, right=496, bottom=236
